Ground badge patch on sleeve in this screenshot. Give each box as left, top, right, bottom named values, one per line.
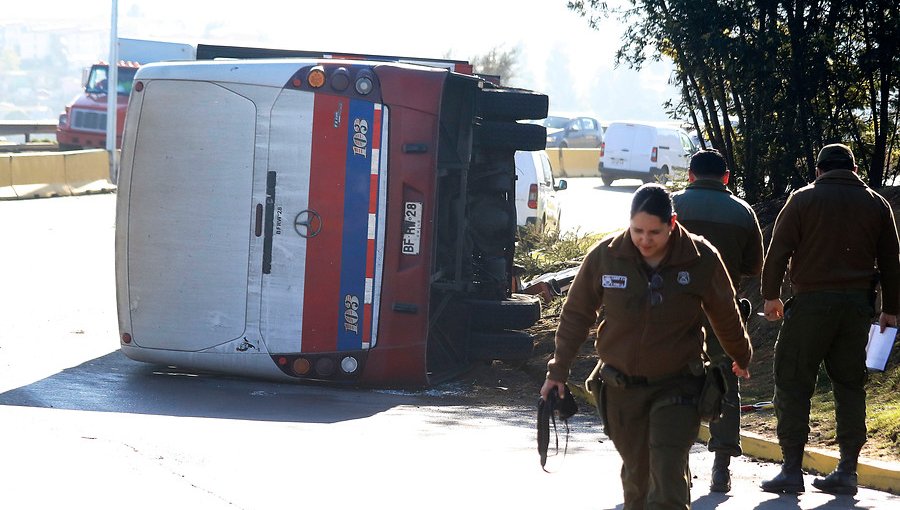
left=601, top=275, right=628, bottom=289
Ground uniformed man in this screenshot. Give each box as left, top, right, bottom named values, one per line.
left=672, top=149, right=764, bottom=493
left=760, top=143, right=900, bottom=495
left=541, top=184, right=752, bottom=509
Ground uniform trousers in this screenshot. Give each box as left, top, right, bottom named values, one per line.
left=705, top=329, right=742, bottom=456
left=605, top=375, right=703, bottom=510
left=773, top=290, right=872, bottom=449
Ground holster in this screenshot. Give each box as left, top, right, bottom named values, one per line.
left=698, top=362, right=728, bottom=423
left=585, top=361, right=609, bottom=434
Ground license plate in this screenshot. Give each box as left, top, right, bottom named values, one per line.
left=401, top=201, right=422, bottom=255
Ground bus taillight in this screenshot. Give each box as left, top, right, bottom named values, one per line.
left=354, top=69, right=375, bottom=95
left=121, top=332, right=132, bottom=344
left=340, top=356, right=359, bottom=374
left=651, top=147, right=658, bottom=163
left=292, top=358, right=311, bottom=375
left=307, top=66, right=326, bottom=88
left=315, top=357, right=335, bottom=376
left=331, top=67, right=350, bottom=92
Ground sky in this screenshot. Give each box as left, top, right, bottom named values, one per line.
left=5, top=0, right=680, bottom=122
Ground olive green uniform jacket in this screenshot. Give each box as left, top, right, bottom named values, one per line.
left=548, top=223, right=752, bottom=382
left=672, top=179, right=763, bottom=284
left=761, top=170, right=900, bottom=314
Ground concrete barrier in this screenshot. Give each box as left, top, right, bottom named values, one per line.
left=546, top=148, right=601, bottom=178
left=1, top=150, right=115, bottom=200
left=0, top=154, right=17, bottom=199
left=10, top=152, right=71, bottom=198
left=64, top=150, right=116, bottom=195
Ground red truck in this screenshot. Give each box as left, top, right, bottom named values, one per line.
left=56, top=60, right=139, bottom=150
left=56, top=38, right=196, bottom=150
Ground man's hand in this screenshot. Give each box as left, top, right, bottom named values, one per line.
left=540, top=378, right=567, bottom=401
left=878, top=312, right=898, bottom=333
left=762, top=298, right=784, bottom=321
left=732, top=361, right=750, bottom=379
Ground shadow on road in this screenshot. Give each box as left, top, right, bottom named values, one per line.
left=0, top=350, right=497, bottom=425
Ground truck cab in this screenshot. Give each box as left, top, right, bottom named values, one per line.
left=56, top=61, right=138, bottom=150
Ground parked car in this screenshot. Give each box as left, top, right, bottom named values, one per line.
left=515, top=150, right=567, bottom=233
left=598, top=121, right=696, bottom=186
left=543, top=114, right=603, bottom=148
left=688, top=130, right=709, bottom=150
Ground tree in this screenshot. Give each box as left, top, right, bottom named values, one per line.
left=470, top=45, right=521, bottom=83
left=569, top=0, right=900, bottom=197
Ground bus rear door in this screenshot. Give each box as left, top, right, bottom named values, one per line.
left=120, top=79, right=255, bottom=351
left=259, top=82, right=388, bottom=380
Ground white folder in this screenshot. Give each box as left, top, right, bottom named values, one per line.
left=866, top=324, right=897, bottom=372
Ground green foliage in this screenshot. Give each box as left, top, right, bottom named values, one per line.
left=542, top=296, right=566, bottom=318
left=865, top=363, right=900, bottom=447
left=571, top=0, right=900, bottom=199
left=514, top=225, right=605, bottom=281
left=868, top=405, right=900, bottom=448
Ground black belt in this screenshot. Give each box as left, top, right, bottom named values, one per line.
left=601, top=363, right=700, bottom=388
left=622, top=367, right=696, bottom=386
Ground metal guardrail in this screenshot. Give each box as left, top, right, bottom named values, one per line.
left=0, top=120, right=58, bottom=142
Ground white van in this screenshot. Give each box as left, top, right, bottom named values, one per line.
left=599, top=121, right=696, bottom=186
left=514, top=150, right=566, bottom=233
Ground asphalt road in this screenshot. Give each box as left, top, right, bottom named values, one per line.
left=1, top=191, right=897, bottom=509
left=558, top=177, right=638, bottom=236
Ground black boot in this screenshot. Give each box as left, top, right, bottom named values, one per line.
left=812, top=444, right=861, bottom=495
left=761, top=444, right=805, bottom=494
left=710, top=452, right=732, bottom=493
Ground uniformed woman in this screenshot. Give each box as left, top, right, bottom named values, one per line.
left=540, top=183, right=752, bottom=510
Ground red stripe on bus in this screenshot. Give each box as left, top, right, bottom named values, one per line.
left=362, top=302, right=373, bottom=344
left=365, top=238, right=376, bottom=277
left=368, top=174, right=379, bottom=214
left=371, top=105, right=382, bottom=150
left=301, top=95, right=349, bottom=353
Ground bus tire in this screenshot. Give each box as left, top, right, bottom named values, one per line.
left=475, top=121, right=546, bottom=151
left=477, top=88, right=549, bottom=122
left=468, top=330, right=535, bottom=362
left=466, top=293, right=541, bottom=331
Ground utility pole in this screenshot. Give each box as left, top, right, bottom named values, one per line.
left=106, top=0, right=119, bottom=184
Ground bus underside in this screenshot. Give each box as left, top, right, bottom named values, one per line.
left=426, top=75, right=549, bottom=383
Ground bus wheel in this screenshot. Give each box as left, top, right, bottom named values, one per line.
left=477, top=88, right=549, bottom=122
left=465, top=293, right=541, bottom=331
left=468, top=330, right=535, bottom=362
left=475, top=121, right=546, bottom=151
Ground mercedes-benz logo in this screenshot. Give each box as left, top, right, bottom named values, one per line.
left=294, top=209, right=323, bottom=238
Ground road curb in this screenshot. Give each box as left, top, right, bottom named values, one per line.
left=698, top=425, right=900, bottom=494
left=566, top=382, right=900, bottom=494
